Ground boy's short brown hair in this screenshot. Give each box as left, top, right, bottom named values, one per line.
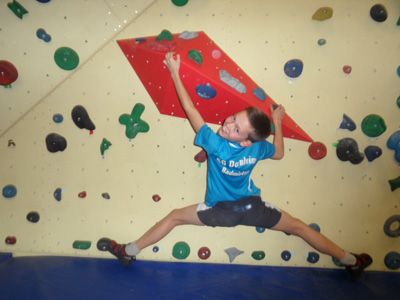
left=245, top=107, right=272, bottom=143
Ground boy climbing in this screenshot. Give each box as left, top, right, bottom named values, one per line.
left=98, top=52, right=372, bottom=278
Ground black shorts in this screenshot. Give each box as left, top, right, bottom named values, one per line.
left=197, top=195, right=282, bottom=228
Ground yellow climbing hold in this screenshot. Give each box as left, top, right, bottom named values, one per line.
left=312, top=7, right=333, bottom=21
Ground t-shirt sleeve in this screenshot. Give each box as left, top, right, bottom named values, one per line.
left=258, top=140, right=276, bottom=160
left=195, top=124, right=221, bottom=154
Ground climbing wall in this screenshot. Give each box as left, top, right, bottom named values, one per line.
left=0, top=0, right=399, bottom=272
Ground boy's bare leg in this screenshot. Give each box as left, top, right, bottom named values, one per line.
left=271, top=210, right=345, bottom=260
left=136, top=204, right=204, bottom=251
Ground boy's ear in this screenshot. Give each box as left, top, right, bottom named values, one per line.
left=240, top=140, right=253, bottom=147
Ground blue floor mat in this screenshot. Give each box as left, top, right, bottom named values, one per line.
left=0, top=254, right=398, bottom=300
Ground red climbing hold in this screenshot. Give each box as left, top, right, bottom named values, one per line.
left=152, top=194, right=161, bottom=202
left=194, top=149, right=207, bottom=163
left=343, top=65, right=352, bottom=74
left=5, top=236, right=16, bottom=245
left=78, top=191, right=87, bottom=198
left=0, top=60, right=18, bottom=86
left=308, top=142, right=327, bottom=160
left=198, top=246, right=211, bottom=260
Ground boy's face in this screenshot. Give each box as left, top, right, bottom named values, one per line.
left=218, top=110, right=254, bottom=145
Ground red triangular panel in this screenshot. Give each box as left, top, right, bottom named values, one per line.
left=117, top=31, right=313, bottom=142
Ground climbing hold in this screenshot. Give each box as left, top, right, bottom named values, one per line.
left=27, top=212, right=40, bottom=223
left=152, top=194, right=161, bottom=202
left=3, top=184, right=17, bottom=198
left=384, top=252, right=400, bottom=270
left=100, top=138, right=112, bottom=156
left=172, top=241, right=190, bottom=259
left=8, top=0, right=28, bottom=19
left=308, top=142, right=327, bottom=160
left=251, top=251, right=266, bottom=261
left=119, top=103, right=150, bottom=139
left=153, top=246, right=159, bottom=252
left=78, top=191, right=87, bottom=198
left=46, top=133, right=67, bottom=152
left=332, top=257, right=344, bottom=267
left=156, top=30, right=173, bottom=41
left=54, top=47, right=79, bottom=70
left=219, top=70, right=247, bottom=93
left=212, top=49, right=222, bottom=59
left=253, top=87, right=267, bottom=101
left=52, top=114, right=64, bottom=123
left=188, top=49, right=203, bottom=65
left=388, top=176, right=400, bottom=192
left=96, top=237, right=111, bottom=251
left=194, top=149, right=207, bottom=163
left=0, top=60, right=18, bottom=87
left=179, top=31, right=198, bottom=39
left=54, top=188, right=62, bottom=201
left=71, top=105, right=96, bottom=132
left=387, top=130, right=400, bottom=163
left=343, top=65, right=352, bottom=74
left=312, top=7, right=333, bottom=21
left=36, top=28, right=51, bottom=42
left=383, top=215, right=400, bottom=237
left=281, top=250, right=291, bottom=261
left=307, top=251, right=320, bottom=263
left=172, top=0, right=189, bottom=6
left=339, top=114, right=356, bottom=131
left=73, top=240, right=91, bottom=250
left=361, top=114, right=386, bottom=138
left=370, top=4, right=387, bottom=22
left=224, top=247, right=244, bottom=263
left=8, top=140, right=16, bottom=147
left=37, top=0, right=51, bottom=3
left=5, top=236, right=16, bottom=245
left=284, top=59, right=303, bottom=78
left=397, top=66, right=400, bottom=77
left=256, top=227, right=265, bottom=233
left=336, top=138, right=364, bottom=164
left=102, top=193, right=110, bottom=200
left=198, top=247, right=211, bottom=260
left=309, top=223, right=321, bottom=232
left=317, top=39, right=326, bottom=46
left=397, top=96, right=400, bottom=108
left=196, top=84, right=217, bottom=99
left=135, top=38, right=147, bottom=44
left=364, top=146, right=382, bottom=162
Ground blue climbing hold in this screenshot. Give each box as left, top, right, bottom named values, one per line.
left=284, top=59, right=303, bottom=78
left=281, top=250, right=291, bottom=261
left=196, top=84, right=217, bottom=99
left=309, top=223, right=320, bottom=232
left=3, top=185, right=17, bottom=198
left=256, top=227, right=265, bottom=233
left=253, top=87, right=266, bottom=101
left=54, top=188, right=62, bottom=201
left=36, top=28, right=51, bottom=42
left=387, top=130, right=400, bottom=163
left=307, top=251, right=320, bottom=263
left=397, top=66, right=400, bottom=77
left=384, top=252, right=400, bottom=270
left=53, top=114, right=63, bottom=123
left=364, top=145, right=382, bottom=162
left=37, top=0, right=51, bottom=3
left=339, top=114, right=356, bottom=131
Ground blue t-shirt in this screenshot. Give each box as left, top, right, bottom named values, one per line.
left=195, top=124, right=276, bottom=207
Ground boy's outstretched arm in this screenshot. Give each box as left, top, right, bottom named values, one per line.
left=271, top=105, right=285, bottom=160
left=164, top=52, right=205, bottom=133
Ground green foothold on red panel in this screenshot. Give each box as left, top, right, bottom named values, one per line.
left=73, top=240, right=92, bottom=250
left=156, top=30, right=174, bottom=40
left=54, top=47, right=79, bottom=70
left=172, top=241, right=190, bottom=259
left=188, top=49, right=203, bottom=65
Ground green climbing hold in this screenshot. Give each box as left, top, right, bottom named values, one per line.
left=312, top=7, right=333, bottom=21
left=172, top=0, right=189, bottom=6
left=251, top=251, right=266, bottom=261
left=172, top=241, right=190, bottom=259
left=361, top=114, right=387, bottom=138
left=8, top=0, right=28, bottom=19
left=397, top=17, right=400, bottom=26
left=188, top=49, right=203, bottom=65
left=100, top=138, right=112, bottom=156
left=389, top=176, right=400, bottom=192
left=397, top=96, right=400, bottom=108
left=156, top=30, right=174, bottom=41
left=318, top=39, right=326, bottom=46
left=54, top=47, right=79, bottom=71
left=119, top=103, right=150, bottom=139
left=73, top=240, right=91, bottom=250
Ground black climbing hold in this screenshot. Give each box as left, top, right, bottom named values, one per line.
left=307, top=251, right=320, bottom=263
left=383, top=215, right=400, bottom=237
left=27, top=212, right=40, bottom=223
left=97, top=237, right=112, bottom=251
left=46, top=133, right=67, bottom=152
left=54, top=188, right=62, bottom=201
left=370, top=4, right=387, bottom=22
left=281, top=250, right=291, bottom=261
left=71, top=105, right=95, bottom=131
left=336, top=138, right=364, bottom=164
left=101, top=193, right=110, bottom=200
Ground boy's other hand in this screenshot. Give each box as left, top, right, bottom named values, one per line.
left=164, top=52, right=181, bottom=76
left=271, top=104, right=285, bottom=123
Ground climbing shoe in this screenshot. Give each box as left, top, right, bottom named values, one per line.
left=97, top=237, right=135, bottom=266
left=345, top=253, right=373, bottom=278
